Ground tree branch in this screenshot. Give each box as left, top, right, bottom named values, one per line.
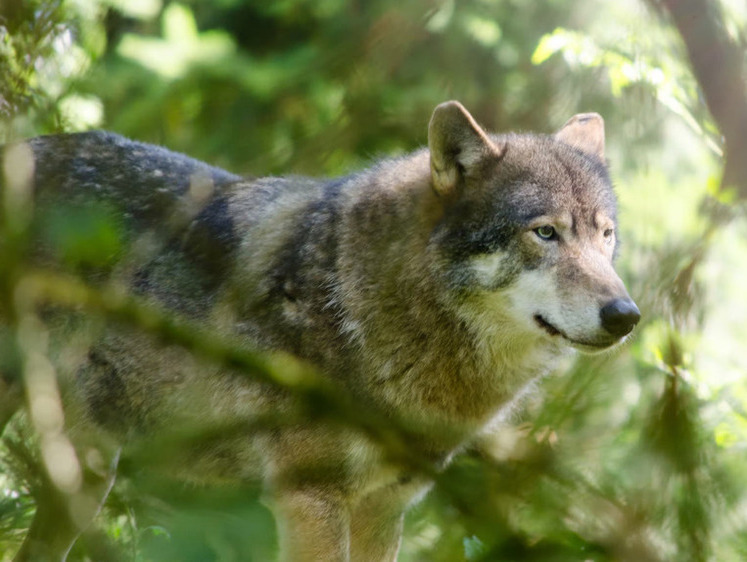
left=652, top=0, right=747, bottom=199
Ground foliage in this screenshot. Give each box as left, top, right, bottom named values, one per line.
left=1, top=0, right=746, bottom=560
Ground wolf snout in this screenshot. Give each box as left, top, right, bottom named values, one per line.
left=599, top=298, right=640, bottom=338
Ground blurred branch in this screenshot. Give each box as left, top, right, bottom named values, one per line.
left=649, top=0, right=747, bottom=199
left=13, top=270, right=443, bottom=479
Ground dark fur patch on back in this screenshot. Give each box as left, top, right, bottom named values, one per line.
left=83, top=349, right=139, bottom=430
left=253, top=177, right=347, bottom=356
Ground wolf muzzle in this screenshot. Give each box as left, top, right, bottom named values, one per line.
left=599, top=298, right=640, bottom=338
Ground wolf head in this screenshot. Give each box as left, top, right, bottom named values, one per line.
left=428, top=101, right=639, bottom=353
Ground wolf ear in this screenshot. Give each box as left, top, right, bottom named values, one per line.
left=555, top=113, right=605, bottom=160
left=428, top=101, right=504, bottom=197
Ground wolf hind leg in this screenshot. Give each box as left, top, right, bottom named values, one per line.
left=13, top=448, right=121, bottom=562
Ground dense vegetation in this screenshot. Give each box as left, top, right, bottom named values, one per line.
left=1, top=0, right=746, bottom=560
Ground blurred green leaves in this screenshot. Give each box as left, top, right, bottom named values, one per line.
left=41, top=203, right=123, bottom=269
left=0, top=0, right=105, bottom=135
left=118, top=4, right=235, bottom=80
left=104, top=0, right=162, bottom=20
left=532, top=25, right=722, bottom=156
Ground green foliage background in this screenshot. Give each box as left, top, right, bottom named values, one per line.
left=1, top=0, right=746, bottom=560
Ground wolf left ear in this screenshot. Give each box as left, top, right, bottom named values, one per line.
left=428, top=101, right=505, bottom=197
left=554, top=113, right=605, bottom=160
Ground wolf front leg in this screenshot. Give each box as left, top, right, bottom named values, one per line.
left=349, top=490, right=405, bottom=562
left=349, top=476, right=429, bottom=562
left=273, top=487, right=350, bottom=561
left=262, top=425, right=357, bottom=561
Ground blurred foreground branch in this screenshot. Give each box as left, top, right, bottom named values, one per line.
left=11, top=269, right=443, bottom=479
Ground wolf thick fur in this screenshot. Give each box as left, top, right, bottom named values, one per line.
left=2, top=101, right=639, bottom=560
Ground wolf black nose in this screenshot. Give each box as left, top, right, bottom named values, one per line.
left=600, top=298, right=640, bottom=338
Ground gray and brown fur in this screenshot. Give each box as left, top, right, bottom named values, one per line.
left=1, top=102, right=639, bottom=561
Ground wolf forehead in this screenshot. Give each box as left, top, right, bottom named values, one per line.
left=487, top=133, right=616, bottom=219
left=435, top=132, right=617, bottom=257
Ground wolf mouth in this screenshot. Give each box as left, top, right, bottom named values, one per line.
left=533, top=314, right=615, bottom=350
left=534, top=314, right=562, bottom=337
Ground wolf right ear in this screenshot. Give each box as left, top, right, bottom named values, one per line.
left=428, top=101, right=504, bottom=197
left=554, top=113, right=605, bottom=160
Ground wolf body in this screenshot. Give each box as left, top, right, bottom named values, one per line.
left=1, top=102, right=639, bottom=561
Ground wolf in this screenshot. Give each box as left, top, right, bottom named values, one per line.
left=1, top=101, right=639, bottom=561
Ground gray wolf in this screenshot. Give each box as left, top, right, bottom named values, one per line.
left=0, top=101, right=639, bottom=561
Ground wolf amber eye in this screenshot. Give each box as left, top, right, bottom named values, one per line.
left=534, top=225, right=557, bottom=240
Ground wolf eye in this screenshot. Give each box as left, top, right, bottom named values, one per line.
left=603, top=228, right=614, bottom=241
left=534, top=225, right=557, bottom=240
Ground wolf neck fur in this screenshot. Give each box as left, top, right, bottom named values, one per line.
left=265, top=150, right=563, bottom=433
